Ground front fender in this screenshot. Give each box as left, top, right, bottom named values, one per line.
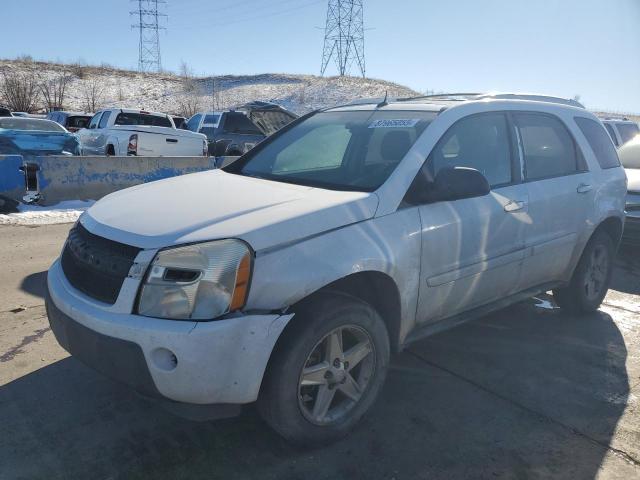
left=246, top=207, right=422, bottom=344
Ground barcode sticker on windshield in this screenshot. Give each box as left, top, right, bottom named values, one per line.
left=368, top=119, right=420, bottom=128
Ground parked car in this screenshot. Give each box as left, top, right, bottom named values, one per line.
left=618, top=136, right=640, bottom=245
left=46, top=111, right=93, bottom=133
left=46, top=93, right=626, bottom=445
left=0, top=117, right=79, bottom=155
left=186, top=102, right=297, bottom=156
left=76, top=108, right=208, bottom=156
left=601, top=117, right=640, bottom=147
left=0, top=106, right=12, bottom=117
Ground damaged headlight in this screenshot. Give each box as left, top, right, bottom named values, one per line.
left=137, top=239, right=252, bottom=320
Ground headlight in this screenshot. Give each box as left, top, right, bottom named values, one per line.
left=137, top=239, right=252, bottom=320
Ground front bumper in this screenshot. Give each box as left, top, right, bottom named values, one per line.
left=47, top=260, right=293, bottom=405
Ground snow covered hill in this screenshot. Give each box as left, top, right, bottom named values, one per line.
left=0, top=59, right=419, bottom=115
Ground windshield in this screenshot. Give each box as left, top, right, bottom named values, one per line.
left=114, top=112, right=172, bottom=127
left=228, top=110, right=436, bottom=191
left=0, top=118, right=66, bottom=132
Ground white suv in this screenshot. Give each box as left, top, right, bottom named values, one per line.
left=46, top=94, right=626, bottom=445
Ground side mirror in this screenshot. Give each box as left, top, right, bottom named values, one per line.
left=432, top=166, right=490, bottom=201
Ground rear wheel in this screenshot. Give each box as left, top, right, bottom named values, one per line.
left=258, top=294, right=390, bottom=445
left=553, top=231, right=614, bottom=313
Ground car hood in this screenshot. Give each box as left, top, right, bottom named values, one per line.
left=82, top=169, right=379, bottom=251
left=626, top=168, right=640, bottom=193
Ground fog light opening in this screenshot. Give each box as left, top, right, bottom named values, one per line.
left=152, top=348, right=178, bottom=372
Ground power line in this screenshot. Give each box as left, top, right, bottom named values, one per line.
left=320, top=0, right=365, bottom=78
left=131, top=0, right=167, bottom=73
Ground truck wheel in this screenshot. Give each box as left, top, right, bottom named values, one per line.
left=258, top=294, right=390, bottom=446
left=553, top=230, right=615, bottom=313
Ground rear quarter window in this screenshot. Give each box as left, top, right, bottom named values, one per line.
left=574, top=117, right=620, bottom=169
left=616, top=123, right=640, bottom=144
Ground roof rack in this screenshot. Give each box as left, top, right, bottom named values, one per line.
left=340, top=92, right=585, bottom=110
left=601, top=116, right=630, bottom=122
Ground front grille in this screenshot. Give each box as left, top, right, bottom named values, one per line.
left=61, top=223, right=141, bottom=304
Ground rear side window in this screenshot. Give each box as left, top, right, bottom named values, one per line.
left=224, top=112, right=262, bottom=135
left=68, top=116, right=90, bottom=129
left=574, top=117, right=620, bottom=169
left=428, top=112, right=513, bottom=188
left=603, top=123, right=619, bottom=147
left=514, top=113, right=581, bottom=181
left=616, top=123, right=640, bottom=144
left=186, top=114, right=201, bottom=132
left=98, top=111, right=111, bottom=129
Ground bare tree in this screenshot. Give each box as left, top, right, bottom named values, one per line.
left=40, top=71, right=71, bottom=112
left=81, top=77, right=104, bottom=113
left=176, top=93, right=201, bottom=118
left=0, top=69, right=41, bottom=112
left=175, top=60, right=201, bottom=117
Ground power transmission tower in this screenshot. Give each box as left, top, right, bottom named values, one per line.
left=131, top=0, right=167, bottom=73
left=320, top=0, right=365, bottom=78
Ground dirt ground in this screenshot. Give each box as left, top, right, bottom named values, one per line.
left=0, top=223, right=639, bottom=479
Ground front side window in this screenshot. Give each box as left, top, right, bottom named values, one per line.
left=428, top=113, right=513, bottom=187
left=575, top=117, right=620, bottom=169
left=186, top=114, right=201, bottom=132
left=616, top=123, right=640, bottom=144
left=514, top=113, right=581, bottom=181
left=227, top=110, right=436, bottom=191
left=603, top=123, right=619, bottom=147
left=88, top=112, right=102, bottom=129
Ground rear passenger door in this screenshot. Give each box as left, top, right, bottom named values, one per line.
left=514, top=112, right=593, bottom=289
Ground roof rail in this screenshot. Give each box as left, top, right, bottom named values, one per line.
left=397, top=93, right=482, bottom=102
left=343, top=97, right=397, bottom=106
left=475, top=93, right=585, bottom=109
left=601, top=116, right=630, bottom=122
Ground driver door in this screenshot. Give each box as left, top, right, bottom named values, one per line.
left=414, top=112, right=529, bottom=324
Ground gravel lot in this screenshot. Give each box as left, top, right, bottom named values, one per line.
left=0, top=223, right=639, bottom=479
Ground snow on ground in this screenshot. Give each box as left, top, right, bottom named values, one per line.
left=0, top=59, right=419, bottom=116
left=0, top=201, right=94, bottom=226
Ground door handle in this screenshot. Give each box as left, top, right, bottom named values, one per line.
left=577, top=183, right=592, bottom=194
left=504, top=200, right=526, bottom=213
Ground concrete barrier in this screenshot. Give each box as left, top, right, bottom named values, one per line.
left=0, top=155, right=240, bottom=206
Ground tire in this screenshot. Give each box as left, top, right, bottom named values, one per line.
left=258, top=293, right=390, bottom=446
left=553, top=230, right=615, bottom=313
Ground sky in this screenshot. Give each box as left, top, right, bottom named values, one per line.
left=2, top=0, right=639, bottom=112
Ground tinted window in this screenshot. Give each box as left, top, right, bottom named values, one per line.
left=603, top=123, right=619, bottom=147
left=204, top=114, right=220, bottom=125
left=224, top=112, right=262, bottom=135
left=200, top=127, right=216, bottom=141
left=186, top=114, right=201, bottom=132
left=88, top=112, right=102, bottom=129
left=98, top=111, right=111, bottom=128
left=575, top=117, right=620, bottom=169
left=514, top=113, right=580, bottom=180
left=617, top=123, right=640, bottom=144
left=114, top=112, right=172, bottom=127
left=68, top=116, right=90, bottom=129
left=428, top=113, right=512, bottom=187
left=232, top=110, right=436, bottom=191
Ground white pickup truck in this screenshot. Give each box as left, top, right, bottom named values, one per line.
left=77, top=109, right=208, bottom=157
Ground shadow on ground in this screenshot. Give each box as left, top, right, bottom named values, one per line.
left=0, top=294, right=632, bottom=479
left=19, top=271, right=47, bottom=300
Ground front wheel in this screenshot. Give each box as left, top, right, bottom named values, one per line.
left=258, top=294, right=390, bottom=446
left=553, top=230, right=615, bottom=313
